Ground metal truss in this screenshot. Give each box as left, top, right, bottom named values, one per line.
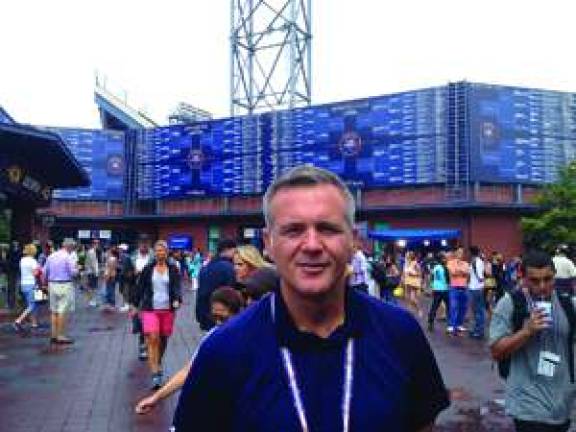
left=230, top=0, right=312, bottom=116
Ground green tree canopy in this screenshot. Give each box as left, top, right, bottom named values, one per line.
left=522, top=161, right=576, bottom=251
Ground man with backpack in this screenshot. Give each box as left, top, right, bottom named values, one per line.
left=489, top=250, right=576, bottom=432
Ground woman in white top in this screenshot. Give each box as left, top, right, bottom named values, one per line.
left=14, top=243, right=41, bottom=330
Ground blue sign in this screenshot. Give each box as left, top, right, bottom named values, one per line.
left=137, top=86, right=448, bottom=199
left=50, top=128, right=126, bottom=200
left=168, top=235, right=192, bottom=250
left=469, top=83, right=576, bottom=184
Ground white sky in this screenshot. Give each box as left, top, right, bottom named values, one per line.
left=0, top=0, right=574, bottom=128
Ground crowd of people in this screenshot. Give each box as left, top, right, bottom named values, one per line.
left=3, top=164, right=576, bottom=431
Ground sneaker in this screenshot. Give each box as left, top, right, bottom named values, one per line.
left=138, top=347, right=148, bottom=361
left=457, top=326, right=468, bottom=333
left=119, top=305, right=130, bottom=313
left=446, top=326, right=455, bottom=334
left=88, top=299, right=98, bottom=307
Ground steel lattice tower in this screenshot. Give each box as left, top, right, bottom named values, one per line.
left=230, top=0, right=312, bottom=116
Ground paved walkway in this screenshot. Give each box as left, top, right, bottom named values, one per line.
left=2, top=289, right=571, bottom=431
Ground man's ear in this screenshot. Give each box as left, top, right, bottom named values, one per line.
left=263, top=228, right=273, bottom=257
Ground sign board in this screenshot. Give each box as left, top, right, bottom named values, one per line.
left=78, top=230, right=91, bottom=239
left=99, top=230, right=112, bottom=240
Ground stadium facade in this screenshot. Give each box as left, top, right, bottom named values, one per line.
left=16, top=81, right=576, bottom=258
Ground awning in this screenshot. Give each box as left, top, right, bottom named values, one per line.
left=368, top=228, right=461, bottom=241
left=0, top=123, right=89, bottom=188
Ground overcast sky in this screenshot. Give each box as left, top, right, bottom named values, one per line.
left=0, top=0, right=574, bottom=128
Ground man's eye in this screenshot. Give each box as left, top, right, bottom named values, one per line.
left=280, top=226, right=303, bottom=236
left=318, top=225, right=341, bottom=234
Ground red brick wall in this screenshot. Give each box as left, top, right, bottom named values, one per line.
left=475, top=185, right=515, bottom=203
left=160, top=198, right=224, bottom=215
left=47, top=201, right=124, bottom=217
left=468, top=213, right=523, bottom=258
left=229, top=196, right=262, bottom=213
left=363, top=187, right=445, bottom=207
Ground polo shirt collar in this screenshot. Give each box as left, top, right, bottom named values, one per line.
left=272, top=286, right=364, bottom=351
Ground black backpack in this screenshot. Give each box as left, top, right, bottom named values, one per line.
left=497, top=290, right=576, bottom=383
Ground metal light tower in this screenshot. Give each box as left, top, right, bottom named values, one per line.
left=230, top=0, right=312, bottom=116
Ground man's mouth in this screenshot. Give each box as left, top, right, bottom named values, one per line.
left=297, top=262, right=329, bottom=272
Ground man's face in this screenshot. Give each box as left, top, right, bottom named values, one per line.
left=211, top=301, right=233, bottom=325
left=139, top=243, right=149, bottom=254
left=524, top=266, right=555, bottom=299
left=264, top=184, right=355, bottom=299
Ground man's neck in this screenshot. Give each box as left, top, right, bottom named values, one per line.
left=280, top=283, right=346, bottom=339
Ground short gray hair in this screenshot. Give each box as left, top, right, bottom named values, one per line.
left=263, top=165, right=355, bottom=228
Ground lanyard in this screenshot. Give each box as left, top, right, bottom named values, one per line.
left=270, top=294, right=355, bottom=432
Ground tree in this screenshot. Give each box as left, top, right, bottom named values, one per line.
left=522, top=161, right=576, bottom=251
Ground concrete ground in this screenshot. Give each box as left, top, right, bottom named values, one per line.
left=0, top=288, right=571, bottom=431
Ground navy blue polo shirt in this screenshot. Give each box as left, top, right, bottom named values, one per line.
left=173, top=288, right=450, bottom=431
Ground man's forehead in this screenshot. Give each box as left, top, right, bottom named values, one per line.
left=526, top=266, right=554, bottom=275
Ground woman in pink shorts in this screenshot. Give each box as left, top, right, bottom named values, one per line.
left=132, top=240, right=182, bottom=389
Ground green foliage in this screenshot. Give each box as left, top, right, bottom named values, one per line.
left=522, top=161, right=576, bottom=251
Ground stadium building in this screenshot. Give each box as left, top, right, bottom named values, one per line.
left=17, top=81, right=576, bottom=258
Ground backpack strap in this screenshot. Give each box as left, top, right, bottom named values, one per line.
left=557, top=292, right=575, bottom=383
left=510, top=289, right=529, bottom=333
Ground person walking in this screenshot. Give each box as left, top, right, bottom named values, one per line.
left=134, top=286, right=245, bottom=415
left=131, top=240, right=182, bottom=389
left=195, top=239, right=236, bottom=332
left=13, top=243, right=41, bottom=330
left=427, top=252, right=450, bottom=332
left=132, top=238, right=154, bottom=360
left=102, top=246, right=119, bottom=311
left=468, top=246, right=486, bottom=339
left=173, top=165, right=449, bottom=431
left=552, top=245, right=575, bottom=297
left=403, top=250, right=423, bottom=318
left=84, top=239, right=100, bottom=307
left=43, top=238, right=78, bottom=344
left=490, top=250, right=576, bottom=432
left=447, top=246, right=470, bottom=335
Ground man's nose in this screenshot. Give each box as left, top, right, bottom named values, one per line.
left=301, top=228, right=322, bottom=250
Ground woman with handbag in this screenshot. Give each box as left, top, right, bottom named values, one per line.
left=13, top=243, right=41, bottom=330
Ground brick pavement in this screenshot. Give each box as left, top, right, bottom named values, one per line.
left=0, top=287, right=202, bottom=432
left=2, top=289, right=574, bottom=431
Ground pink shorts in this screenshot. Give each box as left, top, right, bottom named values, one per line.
left=140, top=310, right=175, bottom=336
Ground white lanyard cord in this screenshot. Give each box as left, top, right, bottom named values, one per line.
left=272, top=294, right=354, bottom=432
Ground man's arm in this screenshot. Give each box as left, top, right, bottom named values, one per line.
left=490, top=308, right=549, bottom=361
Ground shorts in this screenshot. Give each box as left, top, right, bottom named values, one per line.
left=140, top=310, right=175, bottom=337
left=21, top=285, right=38, bottom=313
left=49, top=282, right=75, bottom=314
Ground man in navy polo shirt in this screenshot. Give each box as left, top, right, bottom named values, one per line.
left=173, top=165, right=450, bottom=431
